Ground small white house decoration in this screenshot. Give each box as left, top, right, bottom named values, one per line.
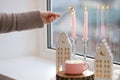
left=94, top=39, right=113, bottom=80
left=56, top=32, right=72, bottom=73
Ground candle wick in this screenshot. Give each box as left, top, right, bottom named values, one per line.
left=68, top=6, right=76, bottom=12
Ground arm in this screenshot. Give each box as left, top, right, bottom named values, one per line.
left=0, top=11, right=60, bottom=33
left=0, top=11, right=44, bottom=33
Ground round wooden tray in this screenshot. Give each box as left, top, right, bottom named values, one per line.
left=56, top=70, right=94, bottom=80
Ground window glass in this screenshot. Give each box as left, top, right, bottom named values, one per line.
left=48, top=0, right=120, bottom=64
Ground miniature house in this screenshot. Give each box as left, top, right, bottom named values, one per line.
left=94, top=39, right=113, bottom=80
left=56, top=32, right=72, bottom=73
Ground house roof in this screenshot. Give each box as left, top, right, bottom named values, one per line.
left=95, top=39, right=113, bottom=58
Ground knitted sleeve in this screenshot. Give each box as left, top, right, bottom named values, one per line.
left=0, top=11, right=44, bottom=33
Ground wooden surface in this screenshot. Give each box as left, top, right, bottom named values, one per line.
left=56, top=70, right=94, bottom=80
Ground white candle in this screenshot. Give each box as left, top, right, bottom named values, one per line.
left=83, top=6, right=88, bottom=40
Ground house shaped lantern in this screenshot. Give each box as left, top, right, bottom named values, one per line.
left=94, top=39, right=113, bottom=80
left=56, top=32, right=72, bottom=73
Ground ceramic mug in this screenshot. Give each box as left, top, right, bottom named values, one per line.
left=65, top=60, right=89, bottom=75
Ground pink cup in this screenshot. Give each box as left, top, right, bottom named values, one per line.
left=65, top=60, right=89, bottom=75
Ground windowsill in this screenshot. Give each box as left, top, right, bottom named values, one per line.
left=40, top=48, right=120, bottom=80
left=0, top=55, right=119, bottom=80
left=0, top=56, right=56, bottom=80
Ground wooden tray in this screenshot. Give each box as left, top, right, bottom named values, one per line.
left=56, top=70, right=94, bottom=80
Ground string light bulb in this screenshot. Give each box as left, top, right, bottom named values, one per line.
left=97, top=5, right=100, bottom=10
left=106, top=5, right=109, bottom=9
left=101, top=5, right=105, bottom=10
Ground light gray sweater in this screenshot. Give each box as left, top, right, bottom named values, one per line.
left=0, top=11, right=44, bottom=33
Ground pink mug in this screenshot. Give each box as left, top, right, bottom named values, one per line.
left=65, top=60, right=89, bottom=75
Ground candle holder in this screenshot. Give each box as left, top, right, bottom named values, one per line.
left=70, top=36, right=77, bottom=60
left=82, top=38, right=89, bottom=61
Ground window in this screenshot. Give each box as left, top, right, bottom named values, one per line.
left=47, top=0, right=120, bottom=64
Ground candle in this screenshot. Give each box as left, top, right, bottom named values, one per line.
left=96, top=6, right=101, bottom=40
left=83, top=6, right=88, bottom=40
left=101, top=5, right=106, bottom=39
left=71, top=11, right=76, bottom=38
left=70, top=7, right=76, bottom=38
left=106, top=5, right=109, bottom=39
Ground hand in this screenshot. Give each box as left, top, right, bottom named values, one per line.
left=40, top=11, right=60, bottom=24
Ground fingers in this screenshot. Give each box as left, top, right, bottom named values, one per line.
left=54, top=13, right=60, bottom=17
left=41, top=11, right=60, bottom=24
left=48, top=14, right=60, bottom=22
left=48, top=12, right=60, bottom=18
left=48, top=11, right=60, bottom=17
left=49, top=16, right=54, bottom=22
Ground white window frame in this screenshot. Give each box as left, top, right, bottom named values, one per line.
left=37, top=0, right=55, bottom=60
left=39, top=25, right=56, bottom=60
